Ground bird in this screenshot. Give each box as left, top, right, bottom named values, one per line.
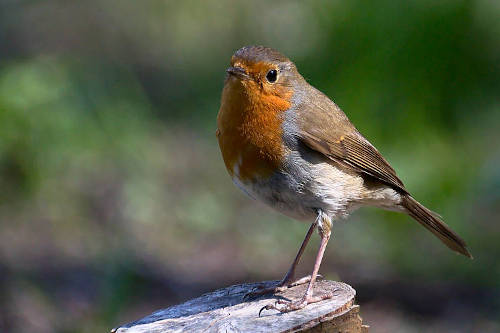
left=216, top=45, right=472, bottom=313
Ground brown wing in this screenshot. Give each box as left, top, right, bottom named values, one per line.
left=299, top=130, right=407, bottom=193
left=295, top=86, right=407, bottom=194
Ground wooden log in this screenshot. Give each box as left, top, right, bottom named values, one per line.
left=112, top=280, right=369, bottom=333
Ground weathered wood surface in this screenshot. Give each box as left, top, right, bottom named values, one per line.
left=112, top=280, right=368, bottom=333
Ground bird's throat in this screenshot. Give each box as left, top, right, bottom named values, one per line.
left=217, top=78, right=291, bottom=182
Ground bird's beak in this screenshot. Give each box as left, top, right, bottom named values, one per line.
left=226, top=66, right=249, bottom=79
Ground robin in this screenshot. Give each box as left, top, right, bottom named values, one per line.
left=216, top=45, right=471, bottom=313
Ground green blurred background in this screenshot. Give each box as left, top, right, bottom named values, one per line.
left=1, top=1, right=499, bottom=332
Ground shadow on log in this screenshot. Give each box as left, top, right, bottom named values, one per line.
left=112, top=280, right=369, bottom=332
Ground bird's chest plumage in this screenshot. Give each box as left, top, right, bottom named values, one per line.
left=216, top=78, right=290, bottom=184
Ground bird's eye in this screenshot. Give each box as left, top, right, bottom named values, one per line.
left=266, top=69, right=278, bottom=83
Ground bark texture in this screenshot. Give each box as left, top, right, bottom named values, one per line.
left=112, top=280, right=368, bottom=333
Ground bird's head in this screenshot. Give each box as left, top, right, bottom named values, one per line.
left=224, top=46, right=301, bottom=103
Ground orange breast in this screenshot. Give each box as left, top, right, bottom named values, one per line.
left=216, top=77, right=291, bottom=182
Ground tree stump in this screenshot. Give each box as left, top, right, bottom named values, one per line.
left=112, top=280, right=368, bottom=333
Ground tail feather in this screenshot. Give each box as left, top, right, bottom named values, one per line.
left=402, top=195, right=472, bottom=259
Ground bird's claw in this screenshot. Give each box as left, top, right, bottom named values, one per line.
left=259, top=301, right=279, bottom=317
left=259, top=299, right=306, bottom=315
left=259, top=289, right=339, bottom=315
left=244, top=275, right=321, bottom=301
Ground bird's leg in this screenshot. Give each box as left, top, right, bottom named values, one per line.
left=243, top=220, right=318, bottom=300
left=260, top=211, right=336, bottom=314
left=277, top=219, right=318, bottom=287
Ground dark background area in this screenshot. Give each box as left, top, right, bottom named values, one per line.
left=0, top=1, right=499, bottom=332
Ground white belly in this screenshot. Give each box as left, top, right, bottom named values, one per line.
left=231, top=153, right=402, bottom=222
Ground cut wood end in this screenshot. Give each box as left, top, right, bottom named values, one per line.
left=113, top=280, right=367, bottom=333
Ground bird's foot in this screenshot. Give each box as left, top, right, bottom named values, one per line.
left=243, top=275, right=322, bottom=301
left=259, top=289, right=338, bottom=316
